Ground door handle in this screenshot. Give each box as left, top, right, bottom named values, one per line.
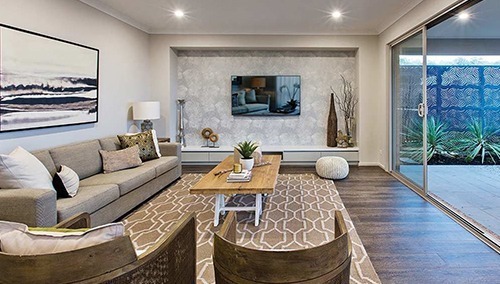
left=417, top=103, right=426, bottom=118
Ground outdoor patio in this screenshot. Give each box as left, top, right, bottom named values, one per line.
left=428, top=165, right=500, bottom=243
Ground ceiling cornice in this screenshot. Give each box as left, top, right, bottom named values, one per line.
left=80, top=0, right=151, bottom=33
left=376, top=0, right=424, bottom=34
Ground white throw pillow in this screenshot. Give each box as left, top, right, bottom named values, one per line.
left=0, top=220, right=124, bottom=255
left=151, top=129, right=162, bottom=158
left=0, top=147, right=54, bottom=190
left=53, top=165, right=79, bottom=198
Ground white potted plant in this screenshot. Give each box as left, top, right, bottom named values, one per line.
left=236, top=141, right=258, bottom=170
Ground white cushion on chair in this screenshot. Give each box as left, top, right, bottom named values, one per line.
left=0, top=220, right=124, bottom=255
left=315, top=157, right=349, bottom=180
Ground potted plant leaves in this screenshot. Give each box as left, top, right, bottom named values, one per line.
left=280, top=83, right=300, bottom=111
left=236, top=141, right=259, bottom=170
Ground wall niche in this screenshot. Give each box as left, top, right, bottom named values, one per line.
left=176, top=49, right=357, bottom=146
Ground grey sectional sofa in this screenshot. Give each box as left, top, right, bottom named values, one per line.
left=0, top=137, right=182, bottom=227
left=231, top=94, right=270, bottom=115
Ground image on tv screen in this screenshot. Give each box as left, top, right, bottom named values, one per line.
left=231, top=75, right=300, bottom=116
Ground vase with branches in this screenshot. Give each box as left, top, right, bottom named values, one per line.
left=279, top=83, right=301, bottom=110
left=330, top=75, right=358, bottom=145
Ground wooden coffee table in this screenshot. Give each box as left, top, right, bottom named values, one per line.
left=190, top=155, right=281, bottom=226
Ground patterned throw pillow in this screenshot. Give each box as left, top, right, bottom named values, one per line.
left=99, top=145, right=143, bottom=173
left=231, top=93, right=239, bottom=107
left=117, top=131, right=159, bottom=162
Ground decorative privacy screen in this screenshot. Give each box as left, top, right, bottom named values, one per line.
left=427, top=65, right=500, bottom=132
left=400, top=65, right=500, bottom=134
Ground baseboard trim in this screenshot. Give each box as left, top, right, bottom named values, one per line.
left=358, top=162, right=386, bottom=170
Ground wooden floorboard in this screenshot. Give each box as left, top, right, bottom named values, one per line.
left=335, top=166, right=500, bottom=284
left=183, top=165, right=500, bottom=283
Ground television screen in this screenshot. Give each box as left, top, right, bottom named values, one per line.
left=231, top=75, right=300, bottom=116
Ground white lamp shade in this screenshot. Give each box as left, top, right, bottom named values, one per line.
left=133, top=101, right=160, bottom=120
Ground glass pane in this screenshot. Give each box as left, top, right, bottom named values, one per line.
left=427, top=0, right=500, bottom=243
left=392, top=32, right=425, bottom=189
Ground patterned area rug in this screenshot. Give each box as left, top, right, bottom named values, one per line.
left=122, top=174, right=381, bottom=284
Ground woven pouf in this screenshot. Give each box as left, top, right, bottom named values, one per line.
left=315, top=156, right=349, bottom=180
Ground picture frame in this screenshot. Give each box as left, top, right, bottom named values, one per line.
left=0, top=23, right=99, bottom=132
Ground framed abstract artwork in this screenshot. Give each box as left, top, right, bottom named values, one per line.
left=0, top=24, right=99, bottom=132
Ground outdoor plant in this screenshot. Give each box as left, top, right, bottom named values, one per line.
left=404, top=117, right=450, bottom=163
left=455, top=120, right=500, bottom=164
left=236, top=141, right=258, bottom=159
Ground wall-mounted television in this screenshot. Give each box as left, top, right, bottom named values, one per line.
left=231, top=75, right=300, bottom=116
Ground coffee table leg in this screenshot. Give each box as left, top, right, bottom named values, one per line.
left=260, top=195, right=263, bottom=216
left=214, top=194, right=221, bottom=226
left=220, top=194, right=226, bottom=215
left=255, top=193, right=262, bottom=226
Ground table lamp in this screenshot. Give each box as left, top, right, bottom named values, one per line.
left=251, top=77, right=266, bottom=91
left=133, top=101, right=160, bottom=132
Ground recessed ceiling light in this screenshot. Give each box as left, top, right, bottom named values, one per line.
left=458, top=11, right=470, bottom=20
left=174, top=10, right=184, bottom=18
left=331, top=10, right=342, bottom=19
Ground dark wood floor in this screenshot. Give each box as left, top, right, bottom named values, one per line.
left=183, top=165, right=500, bottom=283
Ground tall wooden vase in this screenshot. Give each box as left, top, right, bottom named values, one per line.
left=327, top=93, right=338, bottom=147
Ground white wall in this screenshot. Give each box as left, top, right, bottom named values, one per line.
left=377, top=0, right=463, bottom=170
left=149, top=35, right=381, bottom=165
left=0, top=0, right=151, bottom=153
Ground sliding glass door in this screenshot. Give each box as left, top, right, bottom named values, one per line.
left=391, top=0, right=499, bottom=246
left=391, top=31, right=427, bottom=191
left=426, top=0, right=499, bottom=243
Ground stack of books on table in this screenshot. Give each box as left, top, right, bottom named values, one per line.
left=227, top=170, right=252, bottom=183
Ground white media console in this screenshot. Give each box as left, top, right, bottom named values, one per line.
left=181, top=145, right=359, bottom=165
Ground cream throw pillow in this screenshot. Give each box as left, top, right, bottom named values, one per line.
left=0, top=220, right=124, bottom=255
left=0, top=146, right=54, bottom=190
left=100, top=145, right=143, bottom=174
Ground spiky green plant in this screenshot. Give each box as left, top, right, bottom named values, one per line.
left=236, top=141, right=258, bottom=159
left=403, top=117, right=450, bottom=163
left=455, top=120, right=500, bottom=164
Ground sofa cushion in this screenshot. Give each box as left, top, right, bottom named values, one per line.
left=32, top=150, right=57, bottom=177
left=246, top=104, right=268, bottom=112
left=99, top=137, right=122, bottom=151
left=245, top=89, right=257, bottom=103
left=237, top=90, right=246, bottom=106
left=142, top=156, right=180, bottom=177
left=80, top=165, right=156, bottom=196
left=56, top=184, right=119, bottom=221
left=50, top=140, right=103, bottom=180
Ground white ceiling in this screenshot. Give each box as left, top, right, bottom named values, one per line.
left=428, top=0, right=500, bottom=39
left=80, top=0, right=424, bottom=35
